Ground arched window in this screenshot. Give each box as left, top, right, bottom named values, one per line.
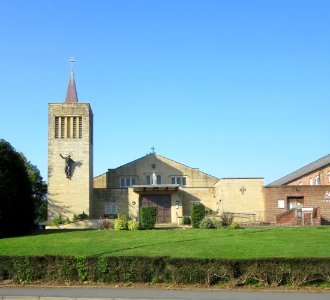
left=315, top=176, right=320, bottom=185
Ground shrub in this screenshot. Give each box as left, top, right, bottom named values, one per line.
left=229, top=222, right=240, bottom=229
left=140, top=207, right=157, bottom=229
left=220, top=212, right=235, bottom=227
left=114, top=213, right=129, bottom=230
left=199, top=218, right=214, bottom=229
left=99, top=218, right=111, bottom=229
left=191, top=204, right=205, bottom=228
left=212, top=219, right=223, bottom=229
left=52, top=215, right=65, bottom=226
left=181, top=216, right=191, bottom=225
left=78, top=211, right=88, bottom=220
left=128, top=220, right=139, bottom=231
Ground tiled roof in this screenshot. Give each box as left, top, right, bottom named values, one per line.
left=268, top=154, right=330, bottom=186
left=65, top=70, right=78, bottom=103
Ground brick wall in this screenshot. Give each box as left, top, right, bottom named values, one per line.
left=264, top=185, right=330, bottom=224
left=288, top=165, right=330, bottom=185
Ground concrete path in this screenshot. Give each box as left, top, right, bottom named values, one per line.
left=0, top=287, right=329, bottom=300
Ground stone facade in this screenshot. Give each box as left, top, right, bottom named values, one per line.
left=92, top=154, right=218, bottom=222
left=48, top=102, right=93, bottom=220
left=214, top=178, right=265, bottom=222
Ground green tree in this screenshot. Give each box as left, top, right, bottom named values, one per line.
left=19, top=153, right=47, bottom=224
left=0, top=139, right=34, bottom=237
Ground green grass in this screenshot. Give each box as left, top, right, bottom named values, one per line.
left=1, top=227, right=330, bottom=258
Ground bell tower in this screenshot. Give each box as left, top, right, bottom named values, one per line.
left=48, top=59, right=93, bottom=220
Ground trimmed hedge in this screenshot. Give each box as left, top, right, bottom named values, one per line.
left=140, top=206, right=157, bottom=229
left=1, top=255, right=330, bottom=286
left=191, top=204, right=205, bottom=228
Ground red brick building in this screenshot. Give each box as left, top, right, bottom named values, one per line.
left=264, top=154, right=330, bottom=225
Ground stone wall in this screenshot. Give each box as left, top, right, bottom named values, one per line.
left=48, top=103, right=93, bottom=220
left=215, top=178, right=265, bottom=222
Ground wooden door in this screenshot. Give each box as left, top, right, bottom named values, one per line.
left=139, top=194, right=171, bottom=223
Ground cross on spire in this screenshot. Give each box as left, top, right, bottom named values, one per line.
left=69, top=57, right=77, bottom=71
left=65, top=57, right=78, bottom=103
left=151, top=146, right=155, bottom=154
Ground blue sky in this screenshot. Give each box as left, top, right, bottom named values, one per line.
left=0, top=0, right=329, bottom=184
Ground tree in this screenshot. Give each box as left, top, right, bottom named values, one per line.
left=19, top=153, right=47, bottom=224
left=0, top=139, right=34, bottom=237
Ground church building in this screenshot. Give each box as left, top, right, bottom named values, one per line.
left=47, top=67, right=265, bottom=224
left=48, top=66, right=330, bottom=226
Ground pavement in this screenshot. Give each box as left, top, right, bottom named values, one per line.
left=0, top=286, right=330, bottom=300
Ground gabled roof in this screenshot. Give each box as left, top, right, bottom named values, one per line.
left=65, top=70, right=78, bottom=103
left=268, top=154, right=330, bottom=186
left=107, top=153, right=219, bottom=180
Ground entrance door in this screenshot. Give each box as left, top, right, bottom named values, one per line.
left=288, top=197, right=304, bottom=209
left=139, top=194, right=171, bottom=223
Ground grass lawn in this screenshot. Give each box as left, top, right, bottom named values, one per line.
left=0, top=226, right=329, bottom=259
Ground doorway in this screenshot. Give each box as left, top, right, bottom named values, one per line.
left=139, top=194, right=171, bottom=223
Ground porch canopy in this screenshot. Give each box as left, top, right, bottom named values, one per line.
left=132, top=184, right=180, bottom=193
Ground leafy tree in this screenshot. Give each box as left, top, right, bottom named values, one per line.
left=0, top=139, right=34, bottom=237
left=19, top=153, right=47, bottom=224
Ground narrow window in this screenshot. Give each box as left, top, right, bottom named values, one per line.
left=309, top=178, right=314, bottom=185
left=55, top=117, right=59, bottom=138
left=125, top=178, right=130, bottom=187
left=146, top=175, right=151, bottom=185
left=61, top=117, right=65, bottom=138
left=315, top=176, right=320, bottom=185
left=171, top=177, right=175, bottom=184
left=157, top=175, right=162, bottom=184
left=79, top=117, right=82, bottom=138
left=73, top=117, right=77, bottom=138
left=182, top=177, right=187, bottom=186
left=120, top=178, right=125, bottom=188
left=66, top=117, right=71, bottom=138
left=327, top=172, right=330, bottom=183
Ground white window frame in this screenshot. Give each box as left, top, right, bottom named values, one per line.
left=309, top=178, right=314, bottom=185
left=315, top=175, right=320, bottom=185
left=327, top=172, right=330, bottom=183
left=120, top=177, right=136, bottom=188
left=171, top=176, right=187, bottom=186
left=105, top=203, right=118, bottom=215
left=278, top=199, right=285, bottom=209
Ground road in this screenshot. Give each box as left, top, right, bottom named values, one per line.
left=0, top=287, right=329, bottom=300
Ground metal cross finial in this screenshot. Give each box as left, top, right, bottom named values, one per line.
left=240, top=186, right=246, bottom=195
left=69, top=57, right=77, bottom=71
left=151, top=146, right=155, bottom=154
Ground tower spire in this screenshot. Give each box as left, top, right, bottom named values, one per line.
left=65, top=57, right=78, bottom=103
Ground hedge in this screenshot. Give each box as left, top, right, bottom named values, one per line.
left=1, top=256, right=330, bottom=286
left=191, top=204, right=205, bottom=228
left=140, top=206, right=157, bottom=229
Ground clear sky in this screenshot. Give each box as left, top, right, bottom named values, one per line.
left=0, top=0, right=329, bottom=185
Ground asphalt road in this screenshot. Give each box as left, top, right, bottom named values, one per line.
left=0, top=287, right=329, bottom=300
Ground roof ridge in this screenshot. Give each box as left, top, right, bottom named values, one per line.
left=268, top=153, right=330, bottom=186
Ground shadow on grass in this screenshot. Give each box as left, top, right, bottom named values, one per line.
left=93, top=227, right=278, bottom=257
left=30, top=229, right=94, bottom=236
